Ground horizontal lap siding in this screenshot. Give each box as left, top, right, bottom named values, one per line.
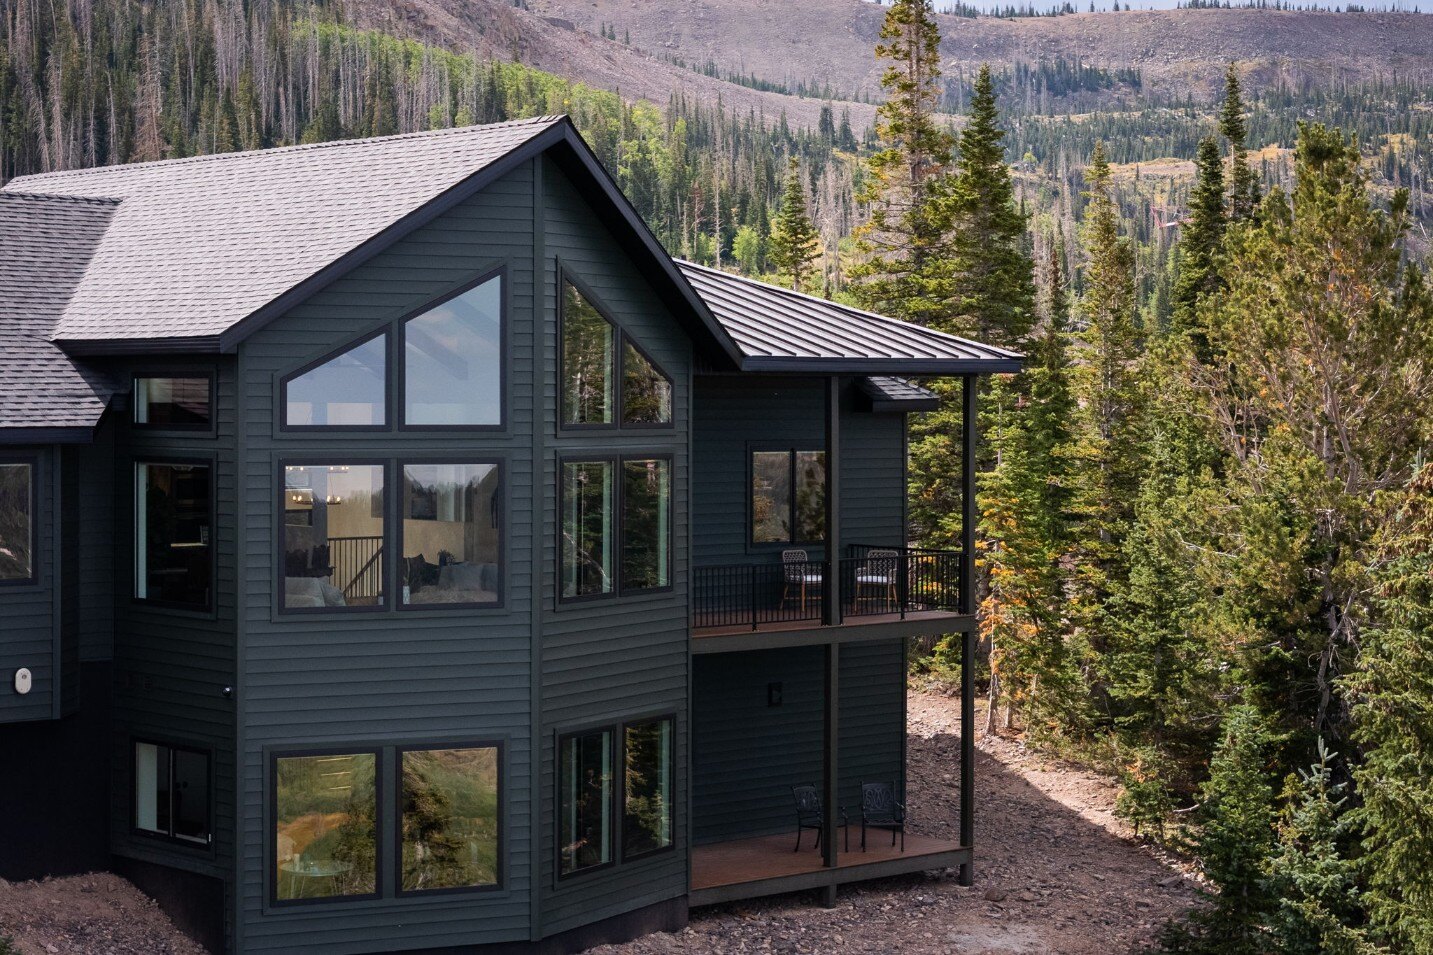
left=75, top=419, right=115, bottom=663
left=537, top=156, right=691, bottom=938
left=110, top=357, right=238, bottom=890
left=838, top=641, right=906, bottom=814
left=236, top=166, right=537, bottom=953
left=840, top=402, right=906, bottom=548
left=0, top=446, right=55, bottom=723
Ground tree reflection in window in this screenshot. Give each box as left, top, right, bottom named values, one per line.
left=751, top=450, right=824, bottom=544
left=0, top=462, right=33, bottom=581
left=274, top=752, right=377, bottom=902
left=561, top=283, right=614, bottom=426
left=400, top=747, right=500, bottom=892
left=621, top=459, right=670, bottom=591
left=620, top=342, right=672, bottom=425
left=623, top=718, right=673, bottom=858
left=559, top=729, right=613, bottom=876
left=560, top=461, right=613, bottom=599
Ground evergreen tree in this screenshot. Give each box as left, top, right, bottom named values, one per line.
left=1345, top=464, right=1433, bottom=955
left=1171, top=136, right=1226, bottom=355
left=1220, top=65, right=1260, bottom=222
left=768, top=158, right=822, bottom=291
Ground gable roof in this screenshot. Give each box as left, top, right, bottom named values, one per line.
left=677, top=260, right=1024, bottom=375
left=0, top=192, right=119, bottom=439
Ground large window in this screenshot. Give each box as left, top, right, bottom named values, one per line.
left=560, top=278, right=672, bottom=429
left=622, top=718, right=673, bottom=859
left=282, top=465, right=385, bottom=611
left=136, top=463, right=212, bottom=608
left=134, top=741, right=211, bottom=846
left=558, top=729, right=613, bottom=877
left=0, top=461, right=34, bottom=583
left=560, top=457, right=671, bottom=601
left=403, top=276, right=502, bottom=426
left=400, top=746, right=501, bottom=893
left=134, top=376, right=212, bottom=429
left=401, top=464, right=502, bottom=608
left=274, top=752, right=378, bottom=903
left=752, top=450, right=825, bottom=545
left=284, top=333, right=388, bottom=427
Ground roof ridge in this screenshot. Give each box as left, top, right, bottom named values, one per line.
left=0, top=190, right=121, bottom=207
left=676, top=259, right=1024, bottom=360
left=9, top=116, right=568, bottom=185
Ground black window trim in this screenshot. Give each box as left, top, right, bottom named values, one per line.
left=0, top=453, right=39, bottom=588
left=268, top=745, right=385, bottom=909
left=618, top=713, right=678, bottom=865
left=130, top=736, right=215, bottom=853
left=557, top=264, right=676, bottom=433
left=556, top=452, right=675, bottom=606
left=396, top=457, right=506, bottom=613
left=394, top=739, right=506, bottom=898
left=275, top=457, right=391, bottom=617
left=131, top=370, right=217, bottom=435
left=133, top=456, right=217, bottom=614
left=748, top=444, right=827, bottom=551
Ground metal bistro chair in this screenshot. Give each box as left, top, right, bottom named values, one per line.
left=791, top=785, right=848, bottom=853
left=860, top=781, right=906, bottom=852
left=781, top=549, right=824, bottom=612
left=853, top=548, right=901, bottom=613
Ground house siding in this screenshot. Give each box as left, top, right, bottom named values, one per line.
left=0, top=445, right=57, bottom=723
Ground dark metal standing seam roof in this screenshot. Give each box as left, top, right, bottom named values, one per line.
left=0, top=193, right=118, bottom=440
left=677, top=260, right=1024, bottom=375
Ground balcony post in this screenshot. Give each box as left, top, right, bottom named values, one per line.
left=959, top=373, right=977, bottom=885
left=823, top=376, right=842, bottom=626
left=822, top=640, right=840, bottom=905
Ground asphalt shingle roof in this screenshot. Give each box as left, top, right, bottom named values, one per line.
left=676, top=260, right=1023, bottom=374
left=4, top=117, right=565, bottom=346
left=0, top=193, right=118, bottom=431
left=859, top=376, right=940, bottom=412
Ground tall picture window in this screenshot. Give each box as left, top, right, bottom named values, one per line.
left=134, top=376, right=212, bottom=428
left=136, top=463, right=212, bottom=608
left=560, top=277, right=672, bottom=429
left=751, top=450, right=825, bottom=544
left=400, top=464, right=502, bottom=607
left=274, top=752, right=379, bottom=903
left=561, top=457, right=671, bottom=601
left=560, top=461, right=613, bottom=599
left=281, top=465, right=385, bottom=611
left=403, top=275, right=502, bottom=426
left=134, top=741, right=210, bottom=846
left=283, top=333, right=388, bottom=427
left=0, top=461, right=34, bottom=582
left=558, top=729, right=613, bottom=877
left=621, top=459, right=671, bottom=591
left=399, top=746, right=501, bottom=893
left=622, top=718, right=673, bottom=859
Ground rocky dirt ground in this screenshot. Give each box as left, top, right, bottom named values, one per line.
left=0, top=688, right=1197, bottom=955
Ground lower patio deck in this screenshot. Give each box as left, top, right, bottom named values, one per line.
left=689, top=832, right=970, bottom=906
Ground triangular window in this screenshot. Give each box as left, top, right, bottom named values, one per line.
left=621, top=341, right=672, bottom=425
left=404, top=274, right=503, bottom=426
left=284, top=333, right=387, bottom=427
left=560, top=276, right=673, bottom=429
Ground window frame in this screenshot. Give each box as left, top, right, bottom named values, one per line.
left=394, top=739, right=506, bottom=898
left=131, top=372, right=217, bottom=435
left=618, top=713, right=677, bottom=864
left=275, top=458, right=391, bottom=617
left=557, top=266, right=674, bottom=433
left=396, top=458, right=505, bottom=613
left=268, top=745, right=385, bottom=909
left=556, top=453, right=674, bottom=606
left=554, top=712, right=678, bottom=883
left=278, top=326, right=394, bottom=434
left=133, top=457, right=217, bottom=613
left=0, top=454, right=38, bottom=588
left=748, top=445, right=827, bottom=550
left=130, top=737, right=214, bottom=851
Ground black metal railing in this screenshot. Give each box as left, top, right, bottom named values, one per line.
left=692, top=560, right=827, bottom=631
left=330, top=535, right=384, bottom=602
left=692, top=546, right=963, bottom=631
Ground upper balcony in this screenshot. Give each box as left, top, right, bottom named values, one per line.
left=691, top=544, right=971, bottom=651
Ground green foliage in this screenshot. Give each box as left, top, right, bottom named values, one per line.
left=768, top=158, right=822, bottom=291
left=1170, top=136, right=1226, bottom=354
left=1220, top=64, right=1261, bottom=222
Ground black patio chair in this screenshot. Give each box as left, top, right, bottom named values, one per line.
left=860, top=781, right=905, bottom=852
left=791, top=784, right=848, bottom=853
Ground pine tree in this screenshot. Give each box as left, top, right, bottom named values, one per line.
left=944, top=64, right=1036, bottom=345
left=1220, top=65, right=1260, bottom=222
left=1345, top=464, right=1433, bottom=955
left=768, top=158, right=822, bottom=292
left=1171, top=136, right=1226, bottom=356
left=849, top=0, right=955, bottom=326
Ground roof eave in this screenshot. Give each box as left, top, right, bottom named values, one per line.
left=738, top=357, right=1026, bottom=375
left=59, top=335, right=223, bottom=356
left=0, top=425, right=97, bottom=445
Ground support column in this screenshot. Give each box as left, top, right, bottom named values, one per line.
left=821, top=641, right=840, bottom=907
left=959, top=374, right=977, bottom=886
left=823, top=376, right=842, bottom=626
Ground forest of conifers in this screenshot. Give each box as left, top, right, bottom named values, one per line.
left=2, top=0, right=1431, bottom=951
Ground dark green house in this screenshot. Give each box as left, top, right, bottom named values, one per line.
left=0, top=117, right=1021, bottom=954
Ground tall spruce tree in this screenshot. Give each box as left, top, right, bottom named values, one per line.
left=768, top=158, right=822, bottom=292
left=1220, top=65, right=1260, bottom=222
left=1171, top=136, right=1227, bottom=356
left=850, top=0, right=955, bottom=327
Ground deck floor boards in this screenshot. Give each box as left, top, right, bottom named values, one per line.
left=693, top=609, right=957, bottom=640
left=691, top=831, right=964, bottom=891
